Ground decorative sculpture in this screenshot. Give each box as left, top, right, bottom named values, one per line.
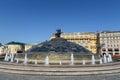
left=55, top=29, right=62, bottom=37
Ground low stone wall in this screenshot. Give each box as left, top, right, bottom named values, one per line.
left=14, top=58, right=100, bottom=65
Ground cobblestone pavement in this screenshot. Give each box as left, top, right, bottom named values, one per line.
left=0, top=72, right=120, bottom=80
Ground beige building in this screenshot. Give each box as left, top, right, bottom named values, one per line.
left=0, top=42, right=38, bottom=54
left=0, top=44, right=24, bottom=55
left=5, top=44, right=24, bottom=53
left=0, top=46, right=5, bottom=55
left=99, top=31, right=120, bottom=55
left=51, top=32, right=97, bottom=54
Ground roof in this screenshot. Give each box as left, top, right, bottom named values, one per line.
left=101, top=30, right=120, bottom=33
left=6, top=41, right=25, bottom=46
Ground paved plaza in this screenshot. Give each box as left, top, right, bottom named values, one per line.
left=0, top=72, right=120, bottom=80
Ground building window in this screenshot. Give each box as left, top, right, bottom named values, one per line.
left=114, top=45, right=116, bottom=47
left=114, top=48, right=119, bottom=51
left=108, top=48, right=112, bottom=51
left=117, top=44, right=119, bottom=47
left=102, top=49, right=106, bottom=51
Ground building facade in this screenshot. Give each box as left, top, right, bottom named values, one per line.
left=51, top=32, right=97, bottom=54
left=99, top=31, right=120, bottom=55
left=0, top=46, right=5, bottom=55
left=6, top=44, right=24, bottom=53
left=0, top=44, right=24, bottom=55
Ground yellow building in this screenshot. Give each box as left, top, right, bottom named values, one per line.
left=51, top=32, right=97, bottom=54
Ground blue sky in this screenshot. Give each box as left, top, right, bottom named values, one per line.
left=0, top=0, right=120, bottom=44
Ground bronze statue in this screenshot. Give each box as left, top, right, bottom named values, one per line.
left=55, top=29, right=62, bottom=37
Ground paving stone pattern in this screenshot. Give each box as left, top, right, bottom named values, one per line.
left=0, top=72, right=120, bottom=80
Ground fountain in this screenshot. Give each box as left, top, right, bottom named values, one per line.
left=29, top=29, right=91, bottom=53
left=103, top=55, right=107, bottom=63
left=59, top=60, right=62, bottom=65
left=23, top=53, right=28, bottom=64
left=14, top=29, right=96, bottom=65
left=35, top=60, right=38, bottom=64
left=10, top=53, right=14, bottom=62
left=4, top=48, right=10, bottom=61
left=92, top=55, right=95, bottom=64
left=107, top=55, right=110, bottom=62
left=45, top=55, right=49, bottom=65
left=70, top=53, right=74, bottom=65
left=16, top=59, right=19, bottom=63
left=82, top=59, right=86, bottom=65
left=6, top=56, right=10, bottom=61
left=4, top=52, right=8, bottom=61
left=108, top=54, right=112, bottom=62
left=99, top=58, right=103, bottom=64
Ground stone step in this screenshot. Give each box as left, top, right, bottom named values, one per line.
left=0, top=61, right=120, bottom=76
left=0, top=64, right=120, bottom=72
left=0, top=67, right=120, bottom=76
